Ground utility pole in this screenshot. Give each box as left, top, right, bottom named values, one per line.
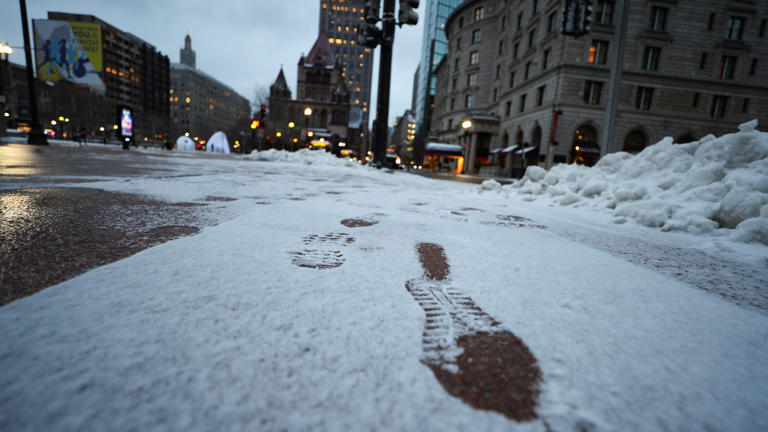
left=372, top=0, right=396, bottom=167
left=19, top=0, right=47, bottom=145
left=601, top=0, right=630, bottom=156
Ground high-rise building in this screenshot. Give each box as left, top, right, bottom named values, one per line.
left=413, top=0, right=464, bottom=136
left=170, top=35, right=251, bottom=145
left=318, top=0, right=374, bottom=133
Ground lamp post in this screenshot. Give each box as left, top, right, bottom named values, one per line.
left=462, top=119, right=472, bottom=174
left=19, top=0, right=47, bottom=145
left=288, top=121, right=295, bottom=151
left=303, top=107, right=312, bottom=143
left=0, top=42, right=12, bottom=137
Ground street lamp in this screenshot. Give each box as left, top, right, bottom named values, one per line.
left=0, top=42, right=12, bottom=60
left=462, top=119, right=472, bottom=130
left=461, top=119, right=473, bottom=174
left=303, top=107, right=312, bottom=146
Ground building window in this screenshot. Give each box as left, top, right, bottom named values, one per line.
left=529, top=29, right=536, bottom=48
left=502, top=16, right=508, bottom=31
left=750, top=58, right=758, bottom=76
left=454, top=57, right=460, bottom=71
left=707, top=13, right=715, bottom=31
left=584, top=80, right=603, bottom=104
left=692, top=92, right=700, bottom=108
left=589, top=40, right=609, bottom=64
left=466, top=94, right=474, bottom=108
left=467, top=72, right=477, bottom=87
left=711, top=95, right=728, bottom=118
left=505, top=101, right=512, bottom=117
left=548, top=12, right=557, bottom=32
left=450, top=98, right=455, bottom=110
left=474, top=7, right=484, bottom=21
left=635, top=87, right=654, bottom=110
left=760, top=19, right=767, bottom=37
left=472, top=29, right=482, bottom=43
left=649, top=6, right=668, bottom=31
left=533, top=0, right=539, bottom=13
left=509, top=70, right=516, bottom=88
left=520, top=94, right=527, bottom=112
left=513, top=42, right=520, bottom=58
left=448, top=118, right=453, bottom=130
left=699, top=52, right=708, bottom=70
left=498, top=40, right=504, bottom=56
left=726, top=16, right=746, bottom=40
left=493, top=88, right=499, bottom=102
left=525, top=62, right=532, bottom=80
left=459, top=17, right=464, bottom=28
left=642, top=46, right=661, bottom=71
left=596, top=0, right=615, bottom=24
left=496, top=64, right=501, bottom=79
left=452, top=78, right=457, bottom=90
left=719, top=56, right=737, bottom=79
left=517, top=12, right=523, bottom=30
left=742, top=98, right=750, bottom=113
left=543, top=48, right=551, bottom=70
left=457, top=37, right=462, bottom=50
left=537, top=86, right=545, bottom=106
left=469, top=51, right=479, bottom=65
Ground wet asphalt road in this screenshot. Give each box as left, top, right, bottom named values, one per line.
left=0, top=143, right=216, bottom=306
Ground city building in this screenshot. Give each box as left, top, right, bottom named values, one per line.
left=267, top=32, right=359, bottom=154
left=41, top=12, right=171, bottom=141
left=170, top=35, right=251, bottom=146
left=432, top=0, right=768, bottom=176
left=390, top=109, right=418, bottom=162
left=319, top=0, right=374, bottom=136
left=413, top=0, right=464, bottom=147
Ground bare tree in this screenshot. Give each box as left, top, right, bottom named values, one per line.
left=252, top=84, right=269, bottom=111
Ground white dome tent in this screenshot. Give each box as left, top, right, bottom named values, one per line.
left=206, top=131, right=231, bottom=154
left=175, top=135, right=196, bottom=152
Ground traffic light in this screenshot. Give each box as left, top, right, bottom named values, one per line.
left=259, top=104, right=267, bottom=119
left=580, top=0, right=593, bottom=35
left=364, top=0, right=380, bottom=24
left=562, top=0, right=592, bottom=38
left=356, top=22, right=382, bottom=48
left=398, top=0, right=420, bottom=26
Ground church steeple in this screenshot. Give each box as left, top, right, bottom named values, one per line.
left=180, top=34, right=196, bottom=68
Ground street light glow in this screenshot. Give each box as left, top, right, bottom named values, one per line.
left=0, top=43, right=12, bottom=55
left=276, top=132, right=282, bottom=137
left=50, top=120, right=57, bottom=125
left=99, top=127, right=105, bottom=132
left=304, top=107, right=312, bottom=116
left=288, top=122, right=295, bottom=128
left=462, top=120, right=472, bottom=130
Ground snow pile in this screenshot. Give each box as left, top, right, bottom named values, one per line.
left=244, top=148, right=362, bottom=168
left=505, top=120, right=768, bottom=245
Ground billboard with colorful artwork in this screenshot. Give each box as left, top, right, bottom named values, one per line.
left=33, top=20, right=104, bottom=91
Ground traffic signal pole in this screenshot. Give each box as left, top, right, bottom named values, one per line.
left=372, top=0, right=396, bottom=167
left=601, top=0, right=630, bottom=156
left=19, top=0, right=47, bottom=145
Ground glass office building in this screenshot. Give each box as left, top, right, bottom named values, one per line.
left=414, top=0, right=464, bottom=130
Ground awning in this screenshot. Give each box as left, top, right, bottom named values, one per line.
left=514, top=146, right=539, bottom=155
left=500, top=144, right=520, bottom=153
left=424, top=142, right=464, bottom=156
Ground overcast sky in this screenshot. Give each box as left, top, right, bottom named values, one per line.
left=1, top=0, right=425, bottom=129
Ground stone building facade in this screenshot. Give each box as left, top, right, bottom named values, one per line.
left=268, top=32, right=359, bottom=153
left=432, top=0, right=768, bottom=176
left=170, top=36, right=251, bottom=145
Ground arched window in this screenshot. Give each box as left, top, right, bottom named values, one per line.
left=623, top=129, right=648, bottom=154
left=515, top=129, right=523, bottom=144
left=531, top=125, right=542, bottom=147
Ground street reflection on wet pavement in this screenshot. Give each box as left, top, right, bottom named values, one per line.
left=0, top=187, right=212, bottom=306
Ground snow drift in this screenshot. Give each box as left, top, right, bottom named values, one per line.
left=243, top=148, right=361, bottom=168
left=498, top=120, right=768, bottom=245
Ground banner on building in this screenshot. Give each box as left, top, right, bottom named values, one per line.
left=33, top=20, right=104, bottom=91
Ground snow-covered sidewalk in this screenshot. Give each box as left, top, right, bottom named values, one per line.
left=1, top=144, right=767, bottom=431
